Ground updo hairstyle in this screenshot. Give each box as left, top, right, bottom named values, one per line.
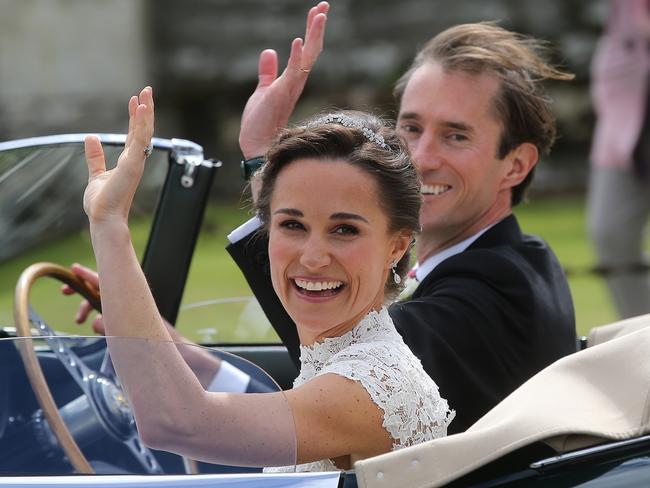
left=255, top=110, right=421, bottom=298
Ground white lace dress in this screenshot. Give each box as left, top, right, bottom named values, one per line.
left=265, top=307, right=454, bottom=472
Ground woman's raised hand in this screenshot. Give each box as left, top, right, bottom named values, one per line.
left=239, top=2, right=328, bottom=159
left=83, top=86, right=155, bottom=226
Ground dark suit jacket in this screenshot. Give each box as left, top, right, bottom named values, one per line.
left=226, top=215, right=577, bottom=434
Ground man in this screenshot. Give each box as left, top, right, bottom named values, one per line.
left=229, top=18, right=577, bottom=433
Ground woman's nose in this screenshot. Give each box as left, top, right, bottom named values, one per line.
left=299, top=237, right=332, bottom=270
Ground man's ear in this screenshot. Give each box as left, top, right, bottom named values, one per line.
left=501, top=142, right=538, bottom=190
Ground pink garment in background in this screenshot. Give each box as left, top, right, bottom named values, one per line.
left=590, top=0, right=650, bottom=169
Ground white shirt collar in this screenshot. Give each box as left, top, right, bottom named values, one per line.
left=414, top=222, right=497, bottom=282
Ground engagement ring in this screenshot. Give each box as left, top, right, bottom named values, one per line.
left=143, top=144, right=153, bottom=157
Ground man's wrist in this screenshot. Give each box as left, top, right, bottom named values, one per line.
left=207, top=360, right=251, bottom=393
left=240, top=156, right=266, bottom=181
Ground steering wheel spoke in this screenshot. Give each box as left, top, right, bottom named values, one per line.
left=29, top=306, right=97, bottom=397
left=99, top=350, right=118, bottom=381
left=124, top=436, right=164, bottom=474
left=14, top=262, right=167, bottom=475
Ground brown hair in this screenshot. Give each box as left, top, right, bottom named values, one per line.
left=256, top=110, right=420, bottom=298
left=394, top=23, right=574, bottom=205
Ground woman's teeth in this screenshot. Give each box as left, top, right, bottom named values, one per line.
left=421, top=184, right=451, bottom=195
left=294, top=279, right=343, bottom=291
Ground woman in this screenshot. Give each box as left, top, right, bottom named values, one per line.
left=83, top=87, right=453, bottom=470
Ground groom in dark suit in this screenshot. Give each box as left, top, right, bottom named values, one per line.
left=229, top=16, right=577, bottom=433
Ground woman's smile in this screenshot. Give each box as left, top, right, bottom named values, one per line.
left=291, top=277, right=346, bottom=301
left=267, top=157, right=406, bottom=344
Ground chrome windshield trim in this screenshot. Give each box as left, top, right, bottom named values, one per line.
left=171, top=137, right=220, bottom=169
left=0, top=133, right=172, bottom=151
left=0, top=134, right=220, bottom=168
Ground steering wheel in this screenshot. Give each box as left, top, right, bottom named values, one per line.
left=13, top=262, right=164, bottom=474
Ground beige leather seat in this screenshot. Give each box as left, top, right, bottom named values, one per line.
left=354, top=315, right=650, bottom=488
left=587, top=312, right=650, bottom=346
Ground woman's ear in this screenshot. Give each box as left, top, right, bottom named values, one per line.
left=501, top=142, right=538, bottom=190
left=389, top=230, right=413, bottom=266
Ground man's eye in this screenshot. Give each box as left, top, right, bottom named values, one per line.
left=333, top=225, right=359, bottom=236
left=398, top=123, right=421, bottom=134
left=448, top=133, right=468, bottom=142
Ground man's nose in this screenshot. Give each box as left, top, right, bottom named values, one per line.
left=411, top=133, right=443, bottom=172
left=299, top=236, right=332, bottom=270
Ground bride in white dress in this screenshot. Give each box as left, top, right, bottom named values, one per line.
left=82, top=85, right=453, bottom=470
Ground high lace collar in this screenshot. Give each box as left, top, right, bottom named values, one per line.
left=298, top=307, right=395, bottom=371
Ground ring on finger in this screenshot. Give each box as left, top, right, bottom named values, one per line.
left=299, top=67, right=310, bottom=73
left=143, top=144, right=153, bottom=157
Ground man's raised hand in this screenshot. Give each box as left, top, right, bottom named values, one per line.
left=239, top=2, right=328, bottom=159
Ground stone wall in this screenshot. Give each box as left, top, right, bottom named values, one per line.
left=151, top=0, right=606, bottom=197
left=0, top=0, right=148, bottom=137
left=0, top=0, right=608, bottom=198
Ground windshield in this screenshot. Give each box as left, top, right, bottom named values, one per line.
left=0, top=136, right=166, bottom=332
left=0, top=135, right=278, bottom=345
left=0, top=334, right=297, bottom=475
left=0, top=136, right=167, bottom=263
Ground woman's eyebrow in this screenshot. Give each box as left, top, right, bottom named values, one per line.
left=273, top=208, right=303, bottom=216
left=273, top=209, right=369, bottom=223
left=330, top=212, right=369, bottom=223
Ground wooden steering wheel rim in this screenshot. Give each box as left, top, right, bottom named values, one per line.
left=13, top=262, right=101, bottom=474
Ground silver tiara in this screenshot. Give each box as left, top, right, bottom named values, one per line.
left=306, top=113, right=389, bottom=149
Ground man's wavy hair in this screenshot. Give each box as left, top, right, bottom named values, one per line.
left=256, top=110, right=420, bottom=299
left=394, top=23, right=574, bottom=205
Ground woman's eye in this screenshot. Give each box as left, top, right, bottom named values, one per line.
left=279, top=220, right=304, bottom=231
left=333, top=225, right=359, bottom=236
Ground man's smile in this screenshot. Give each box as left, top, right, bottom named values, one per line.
left=421, top=184, right=452, bottom=196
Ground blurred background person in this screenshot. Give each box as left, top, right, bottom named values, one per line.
left=588, top=0, right=650, bottom=319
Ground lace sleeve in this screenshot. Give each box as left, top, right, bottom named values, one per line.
left=320, top=342, right=455, bottom=450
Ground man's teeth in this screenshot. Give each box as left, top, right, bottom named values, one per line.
left=421, top=184, right=451, bottom=195
left=294, top=279, right=343, bottom=291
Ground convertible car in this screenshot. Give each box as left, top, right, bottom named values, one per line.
left=0, top=134, right=649, bottom=487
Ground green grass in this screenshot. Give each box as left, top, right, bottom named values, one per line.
left=172, top=202, right=278, bottom=343
left=0, top=198, right=628, bottom=342
left=0, top=202, right=271, bottom=344
left=0, top=212, right=155, bottom=336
